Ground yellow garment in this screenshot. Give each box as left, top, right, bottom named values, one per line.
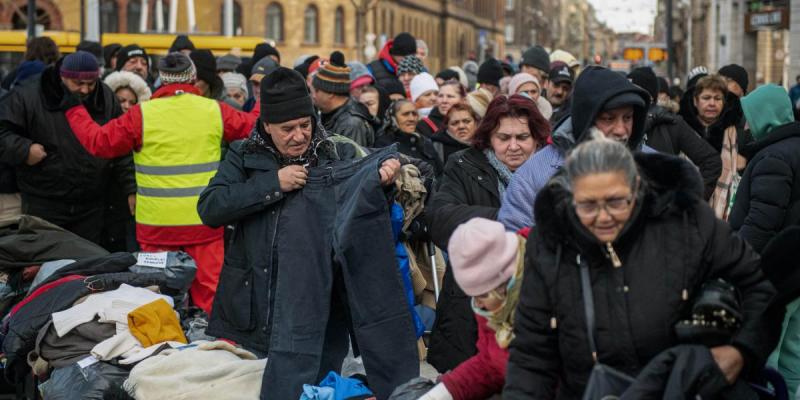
left=135, top=93, right=223, bottom=227
left=128, top=299, right=188, bottom=347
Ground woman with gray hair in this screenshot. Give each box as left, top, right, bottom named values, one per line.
left=504, top=137, right=775, bottom=398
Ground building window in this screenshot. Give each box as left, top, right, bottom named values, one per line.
left=334, top=7, right=345, bottom=44
left=265, top=2, right=283, bottom=41
left=304, top=5, right=319, bottom=44
left=220, top=1, right=243, bottom=35
left=11, top=5, right=53, bottom=30
left=126, top=1, right=141, bottom=33
left=149, top=0, right=170, bottom=32
left=506, top=0, right=514, bottom=11
left=100, top=0, right=118, bottom=33
left=505, top=24, right=514, bottom=44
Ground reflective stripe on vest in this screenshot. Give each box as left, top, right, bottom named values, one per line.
left=135, top=94, right=223, bottom=227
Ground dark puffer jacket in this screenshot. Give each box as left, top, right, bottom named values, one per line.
left=504, top=152, right=776, bottom=399
left=321, top=98, right=378, bottom=147
left=0, top=60, right=135, bottom=203
left=644, top=105, right=722, bottom=199
left=426, top=147, right=501, bottom=372
left=730, top=121, right=800, bottom=253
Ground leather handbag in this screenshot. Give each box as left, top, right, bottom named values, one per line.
left=579, top=256, right=636, bottom=400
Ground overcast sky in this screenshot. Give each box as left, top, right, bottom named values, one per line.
left=587, top=0, right=657, bottom=34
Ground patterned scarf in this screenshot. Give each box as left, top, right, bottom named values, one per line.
left=483, top=149, right=514, bottom=198
left=245, top=117, right=330, bottom=167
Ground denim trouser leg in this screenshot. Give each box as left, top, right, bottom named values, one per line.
left=261, top=146, right=418, bottom=400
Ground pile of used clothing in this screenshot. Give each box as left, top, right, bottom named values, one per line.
left=0, top=215, right=246, bottom=399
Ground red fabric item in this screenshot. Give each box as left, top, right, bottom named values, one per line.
left=140, top=237, right=224, bottom=314
left=151, top=83, right=201, bottom=99
left=421, top=117, right=438, bottom=132
left=136, top=223, right=222, bottom=247
left=22, top=266, right=41, bottom=281
left=9, top=275, right=85, bottom=318
left=440, top=315, right=508, bottom=400
left=377, top=40, right=398, bottom=72
left=517, top=227, right=531, bottom=239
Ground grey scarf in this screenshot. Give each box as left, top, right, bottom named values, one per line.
left=483, top=149, right=514, bottom=198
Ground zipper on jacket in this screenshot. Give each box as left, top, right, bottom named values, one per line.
left=605, top=242, right=622, bottom=268
left=264, top=204, right=282, bottom=340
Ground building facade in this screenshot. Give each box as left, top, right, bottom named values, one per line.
left=0, top=0, right=504, bottom=72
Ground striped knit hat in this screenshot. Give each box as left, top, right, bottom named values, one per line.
left=397, top=55, right=424, bottom=75
left=312, top=51, right=351, bottom=95
left=158, top=52, right=197, bottom=85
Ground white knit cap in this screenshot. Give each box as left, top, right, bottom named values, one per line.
left=410, top=72, right=439, bottom=103
left=221, top=72, right=248, bottom=97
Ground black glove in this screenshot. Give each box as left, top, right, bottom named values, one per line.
left=399, top=213, right=431, bottom=243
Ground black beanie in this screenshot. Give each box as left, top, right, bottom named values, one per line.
left=76, top=41, right=104, bottom=67
left=189, top=49, right=216, bottom=84
left=261, top=67, right=315, bottom=124
left=103, top=43, right=121, bottom=68
left=390, top=32, right=417, bottom=56
left=381, top=79, right=406, bottom=97
left=253, top=43, right=281, bottom=64
left=627, top=67, right=658, bottom=104
left=657, top=77, right=670, bottom=95
left=294, top=55, right=320, bottom=78
left=115, top=44, right=148, bottom=71
left=477, top=58, right=504, bottom=87
left=436, top=69, right=459, bottom=82
left=169, top=35, right=196, bottom=53
left=718, top=64, right=749, bottom=94
left=520, top=45, right=550, bottom=73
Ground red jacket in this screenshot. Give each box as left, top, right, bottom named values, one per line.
left=440, top=315, right=508, bottom=400
left=64, top=83, right=258, bottom=245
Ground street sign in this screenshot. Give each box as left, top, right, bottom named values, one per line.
left=746, top=8, right=789, bottom=31
left=623, top=47, right=644, bottom=61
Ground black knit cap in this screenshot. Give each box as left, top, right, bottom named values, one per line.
left=115, top=44, right=148, bottom=71
left=477, top=58, right=504, bottom=87
left=103, top=43, right=121, bottom=67
left=169, top=35, right=196, bottom=53
left=77, top=40, right=104, bottom=66
left=294, top=55, right=320, bottom=78
left=718, top=64, right=749, bottom=94
left=253, top=43, right=281, bottom=63
left=261, top=67, right=316, bottom=124
left=657, top=76, right=670, bottom=95
left=190, top=49, right=223, bottom=96
left=436, top=69, right=459, bottom=82
left=381, top=79, right=406, bottom=97
left=390, top=32, right=417, bottom=56
left=312, top=51, right=351, bottom=95
left=520, top=45, right=550, bottom=72
left=627, top=67, right=658, bottom=104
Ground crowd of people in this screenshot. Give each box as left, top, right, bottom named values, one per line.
left=0, top=30, right=799, bottom=399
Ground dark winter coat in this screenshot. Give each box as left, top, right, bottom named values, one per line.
left=426, top=147, right=501, bottom=372
left=550, top=95, right=572, bottom=126
left=729, top=121, right=800, bottom=253
left=197, top=128, right=361, bottom=354
left=504, top=152, right=776, bottom=399
left=321, top=98, right=377, bottom=147
left=367, top=40, right=403, bottom=89
left=374, top=129, right=443, bottom=175
left=0, top=60, right=135, bottom=203
left=644, top=105, right=722, bottom=199
left=417, top=107, right=445, bottom=138
left=430, top=129, right=470, bottom=166
left=679, top=88, right=751, bottom=156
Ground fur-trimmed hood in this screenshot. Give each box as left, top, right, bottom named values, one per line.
left=533, top=151, right=704, bottom=248
left=103, top=70, right=152, bottom=103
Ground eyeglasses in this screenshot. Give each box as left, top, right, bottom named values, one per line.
left=573, top=194, right=635, bottom=219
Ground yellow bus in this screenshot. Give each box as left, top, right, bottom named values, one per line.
left=0, top=30, right=266, bottom=78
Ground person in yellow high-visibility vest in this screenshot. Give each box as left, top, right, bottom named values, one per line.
left=63, top=52, right=258, bottom=313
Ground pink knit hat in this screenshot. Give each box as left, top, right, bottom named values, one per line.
left=508, top=72, right=540, bottom=97
left=448, top=218, right=520, bottom=296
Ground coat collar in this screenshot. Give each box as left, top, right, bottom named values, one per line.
left=152, top=83, right=201, bottom=99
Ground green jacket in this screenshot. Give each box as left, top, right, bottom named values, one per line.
left=768, top=298, right=800, bottom=396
